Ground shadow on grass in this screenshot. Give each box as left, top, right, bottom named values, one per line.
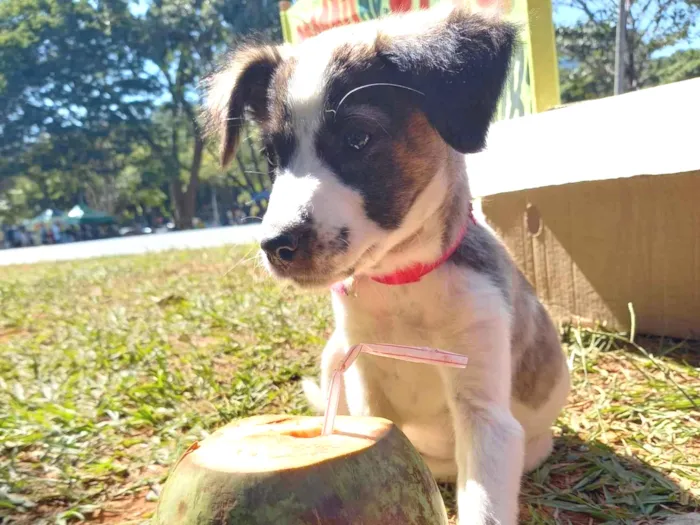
left=635, top=335, right=700, bottom=369
left=438, top=429, right=699, bottom=525
left=561, top=324, right=700, bottom=382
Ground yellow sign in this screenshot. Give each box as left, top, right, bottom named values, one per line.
left=279, top=0, right=560, bottom=120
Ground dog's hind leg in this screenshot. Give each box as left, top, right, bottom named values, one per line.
left=524, top=432, right=554, bottom=472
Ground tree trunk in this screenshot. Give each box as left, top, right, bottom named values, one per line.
left=172, top=135, right=204, bottom=230
left=211, top=185, right=220, bottom=226
left=614, top=0, right=628, bottom=95
left=627, top=35, right=636, bottom=91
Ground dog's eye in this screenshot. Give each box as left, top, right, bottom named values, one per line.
left=344, top=130, right=371, bottom=151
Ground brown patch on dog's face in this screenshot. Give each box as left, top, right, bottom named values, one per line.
left=314, top=91, right=447, bottom=230
left=391, top=111, right=450, bottom=219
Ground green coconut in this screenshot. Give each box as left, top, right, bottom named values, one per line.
left=153, top=415, right=448, bottom=525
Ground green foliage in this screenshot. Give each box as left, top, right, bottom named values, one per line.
left=0, top=0, right=281, bottom=227
left=557, top=20, right=616, bottom=102
left=556, top=0, right=699, bottom=103
left=0, top=0, right=157, bottom=156
left=647, top=47, right=700, bottom=84
left=0, top=123, right=169, bottom=224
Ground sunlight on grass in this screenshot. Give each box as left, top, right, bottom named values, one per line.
left=1, top=246, right=698, bottom=524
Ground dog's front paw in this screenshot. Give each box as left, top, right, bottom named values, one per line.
left=301, top=378, right=325, bottom=414
left=458, top=488, right=517, bottom=525
left=457, top=512, right=513, bottom=525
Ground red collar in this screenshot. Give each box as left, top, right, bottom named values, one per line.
left=332, top=208, right=475, bottom=294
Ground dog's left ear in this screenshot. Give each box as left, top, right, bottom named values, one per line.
left=377, top=9, right=517, bottom=154
left=202, top=45, right=286, bottom=167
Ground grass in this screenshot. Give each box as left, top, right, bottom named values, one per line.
left=0, top=246, right=698, bottom=524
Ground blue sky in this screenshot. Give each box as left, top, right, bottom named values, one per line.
left=554, top=4, right=585, bottom=25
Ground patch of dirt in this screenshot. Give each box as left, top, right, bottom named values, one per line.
left=175, top=334, right=222, bottom=349
left=92, top=490, right=157, bottom=524
left=212, top=355, right=241, bottom=379
left=445, top=504, right=599, bottom=525
left=0, top=327, right=29, bottom=343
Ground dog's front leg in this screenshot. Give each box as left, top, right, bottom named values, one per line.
left=442, top=338, right=524, bottom=524
left=452, top=400, right=524, bottom=524
left=302, top=329, right=349, bottom=415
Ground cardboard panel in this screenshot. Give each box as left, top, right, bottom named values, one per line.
left=468, top=78, right=700, bottom=198
left=483, top=173, right=700, bottom=338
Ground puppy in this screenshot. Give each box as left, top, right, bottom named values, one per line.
left=205, top=6, right=570, bottom=524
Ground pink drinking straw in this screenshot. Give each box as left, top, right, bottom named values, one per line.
left=321, top=343, right=469, bottom=436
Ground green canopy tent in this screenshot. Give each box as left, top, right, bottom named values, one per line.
left=65, top=204, right=115, bottom=225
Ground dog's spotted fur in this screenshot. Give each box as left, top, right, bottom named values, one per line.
left=205, top=6, right=570, bottom=524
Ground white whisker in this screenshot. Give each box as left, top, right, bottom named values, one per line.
left=222, top=246, right=259, bottom=277
left=335, top=83, right=425, bottom=115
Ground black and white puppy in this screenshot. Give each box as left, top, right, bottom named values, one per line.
left=205, top=6, right=570, bottom=524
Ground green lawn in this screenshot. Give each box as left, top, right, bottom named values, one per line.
left=1, top=247, right=698, bottom=524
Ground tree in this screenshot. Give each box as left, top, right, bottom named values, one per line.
left=0, top=0, right=157, bottom=159
left=0, top=0, right=160, bottom=224
left=0, top=0, right=281, bottom=228
left=84, top=0, right=282, bottom=228
left=555, top=0, right=699, bottom=102
left=0, top=123, right=169, bottom=225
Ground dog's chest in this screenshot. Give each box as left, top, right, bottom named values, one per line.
left=333, top=278, right=462, bottom=457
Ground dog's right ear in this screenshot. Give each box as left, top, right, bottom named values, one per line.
left=203, top=45, right=285, bottom=167
left=376, top=9, right=517, bottom=154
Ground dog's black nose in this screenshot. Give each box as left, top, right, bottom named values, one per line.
left=261, top=232, right=299, bottom=262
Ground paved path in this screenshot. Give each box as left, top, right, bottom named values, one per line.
left=0, top=224, right=261, bottom=266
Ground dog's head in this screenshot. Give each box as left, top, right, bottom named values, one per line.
left=204, top=7, right=516, bottom=288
